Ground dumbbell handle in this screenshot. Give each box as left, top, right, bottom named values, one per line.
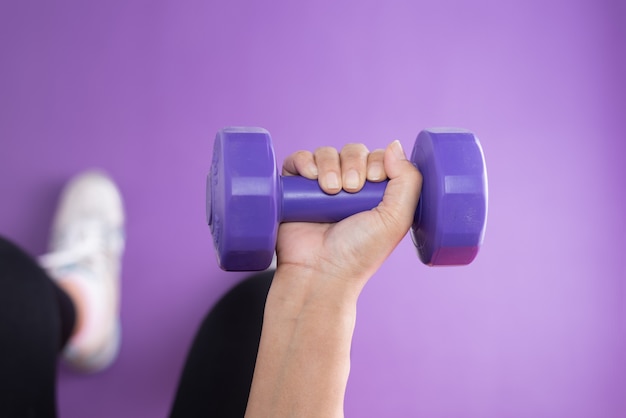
left=281, top=176, right=393, bottom=223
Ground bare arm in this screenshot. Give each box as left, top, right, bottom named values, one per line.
left=245, top=140, right=422, bottom=418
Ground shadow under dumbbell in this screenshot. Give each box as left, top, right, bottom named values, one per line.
left=169, top=270, right=274, bottom=418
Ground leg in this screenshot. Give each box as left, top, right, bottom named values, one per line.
left=169, top=270, right=273, bottom=418
left=0, top=236, right=76, bottom=418
left=40, top=170, right=125, bottom=373
left=0, top=170, right=125, bottom=416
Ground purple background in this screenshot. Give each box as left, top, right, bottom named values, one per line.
left=1, top=0, right=625, bottom=417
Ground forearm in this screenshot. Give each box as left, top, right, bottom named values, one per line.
left=245, top=265, right=362, bottom=418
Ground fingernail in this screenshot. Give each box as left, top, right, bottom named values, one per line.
left=391, top=140, right=406, bottom=160
left=367, top=163, right=384, bottom=181
left=325, top=172, right=340, bottom=190
left=344, top=169, right=359, bottom=189
left=308, top=163, right=318, bottom=177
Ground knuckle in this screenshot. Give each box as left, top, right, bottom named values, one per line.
left=315, top=146, right=338, bottom=156
left=341, top=143, right=369, bottom=157
left=314, top=147, right=340, bottom=168
left=341, top=144, right=369, bottom=167
left=367, top=149, right=385, bottom=163
left=293, top=150, right=312, bottom=164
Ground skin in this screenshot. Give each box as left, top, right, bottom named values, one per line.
left=245, top=140, right=422, bottom=418
left=57, top=279, right=86, bottom=338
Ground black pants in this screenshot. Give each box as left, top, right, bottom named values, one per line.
left=0, top=236, right=271, bottom=418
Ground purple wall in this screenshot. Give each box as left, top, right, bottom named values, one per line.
left=1, top=0, right=624, bottom=416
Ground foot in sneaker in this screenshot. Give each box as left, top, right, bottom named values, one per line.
left=39, top=170, right=125, bottom=373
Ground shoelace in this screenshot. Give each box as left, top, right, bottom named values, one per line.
left=38, top=220, right=108, bottom=271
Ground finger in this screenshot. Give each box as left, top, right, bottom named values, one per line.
left=339, top=143, right=369, bottom=193
left=366, top=149, right=387, bottom=182
left=282, top=150, right=318, bottom=178
left=314, top=146, right=342, bottom=194
left=378, top=141, right=423, bottom=234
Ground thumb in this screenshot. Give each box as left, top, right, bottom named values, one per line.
left=378, top=140, right=422, bottom=236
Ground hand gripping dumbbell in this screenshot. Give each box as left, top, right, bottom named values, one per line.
left=206, top=127, right=488, bottom=271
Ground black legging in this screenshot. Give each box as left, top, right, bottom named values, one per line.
left=0, top=236, right=271, bottom=418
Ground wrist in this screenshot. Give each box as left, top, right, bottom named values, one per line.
left=268, top=263, right=364, bottom=315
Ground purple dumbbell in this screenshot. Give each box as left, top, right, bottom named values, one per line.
left=206, top=127, right=488, bottom=271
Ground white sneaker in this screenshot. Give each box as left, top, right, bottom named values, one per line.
left=39, top=170, right=125, bottom=373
